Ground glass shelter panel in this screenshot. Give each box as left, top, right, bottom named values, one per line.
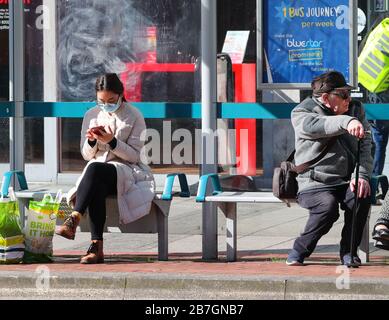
left=57, top=0, right=200, bottom=102
left=0, top=1, right=44, bottom=167
left=0, top=0, right=46, bottom=101
left=58, top=0, right=202, bottom=173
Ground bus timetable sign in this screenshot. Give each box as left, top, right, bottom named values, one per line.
left=258, top=0, right=357, bottom=89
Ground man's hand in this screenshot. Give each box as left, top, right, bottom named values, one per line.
left=347, top=119, right=365, bottom=139
left=350, top=178, right=371, bottom=198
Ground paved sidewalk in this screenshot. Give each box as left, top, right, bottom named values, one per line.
left=1, top=198, right=389, bottom=299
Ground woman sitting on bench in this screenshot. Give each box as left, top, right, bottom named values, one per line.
left=56, top=73, right=155, bottom=264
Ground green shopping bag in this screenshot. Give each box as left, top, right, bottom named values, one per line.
left=0, top=189, right=25, bottom=264
left=23, top=192, right=62, bottom=263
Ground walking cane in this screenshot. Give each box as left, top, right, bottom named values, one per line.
left=348, top=138, right=361, bottom=268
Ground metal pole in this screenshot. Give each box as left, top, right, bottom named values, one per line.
left=350, top=0, right=358, bottom=87
left=9, top=0, right=25, bottom=185
left=43, top=0, right=59, bottom=182
left=256, top=0, right=263, bottom=92
left=201, top=0, right=218, bottom=260
left=349, top=139, right=361, bottom=268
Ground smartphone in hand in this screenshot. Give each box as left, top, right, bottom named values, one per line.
left=90, top=126, right=106, bottom=136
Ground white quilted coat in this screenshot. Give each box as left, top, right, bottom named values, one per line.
left=66, top=102, right=155, bottom=225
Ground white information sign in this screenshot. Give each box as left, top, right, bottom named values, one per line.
left=222, top=30, right=250, bottom=64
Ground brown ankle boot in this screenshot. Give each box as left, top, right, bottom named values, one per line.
left=55, top=212, right=80, bottom=240
left=80, top=241, right=104, bottom=264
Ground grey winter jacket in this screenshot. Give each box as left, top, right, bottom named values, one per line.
left=291, top=97, right=373, bottom=193
left=67, top=103, right=155, bottom=225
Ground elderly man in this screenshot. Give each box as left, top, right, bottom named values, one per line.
left=286, top=71, right=373, bottom=267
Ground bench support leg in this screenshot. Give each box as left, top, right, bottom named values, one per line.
left=219, top=202, right=237, bottom=262
left=202, top=202, right=218, bottom=261
left=154, top=200, right=170, bottom=261
left=359, top=207, right=370, bottom=264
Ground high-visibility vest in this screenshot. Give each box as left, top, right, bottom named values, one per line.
left=358, top=18, right=389, bottom=93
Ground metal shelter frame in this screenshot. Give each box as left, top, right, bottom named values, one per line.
left=5, top=1, right=389, bottom=261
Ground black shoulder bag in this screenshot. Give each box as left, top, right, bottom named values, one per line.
left=272, top=137, right=337, bottom=200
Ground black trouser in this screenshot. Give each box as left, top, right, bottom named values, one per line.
left=74, top=162, right=117, bottom=240
left=289, top=185, right=371, bottom=261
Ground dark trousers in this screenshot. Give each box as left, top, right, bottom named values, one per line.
left=289, top=185, right=371, bottom=261
left=74, top=162, right=117, bottom=240
left=371, top=120, right=389, bottom=176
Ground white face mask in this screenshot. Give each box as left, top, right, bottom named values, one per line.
left=98, top=95, right=123, bottom=113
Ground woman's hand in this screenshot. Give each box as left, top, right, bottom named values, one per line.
left=95, top=125, right=115, bottom=144
left=86, top=128, right=97, bottom=141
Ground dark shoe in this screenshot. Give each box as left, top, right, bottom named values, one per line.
left=80, top=241, right=104, bottom=264
left=374, top=239, right=389, bottom=251
left=341, top=253, right=361, bottom=267
left=372, top=227, right=389, bottom=241
left=55, top=213, right=80, bottom=240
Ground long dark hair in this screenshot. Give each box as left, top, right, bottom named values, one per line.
left=95, top=73, right=127, bottom=102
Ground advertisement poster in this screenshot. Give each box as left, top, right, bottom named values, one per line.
left=263, top=0, right=352, bottom=85
left=0, top=5, right=8, bottom=31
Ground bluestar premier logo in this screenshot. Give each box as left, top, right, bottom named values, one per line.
left=286, top=38, right=323, bottom=48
